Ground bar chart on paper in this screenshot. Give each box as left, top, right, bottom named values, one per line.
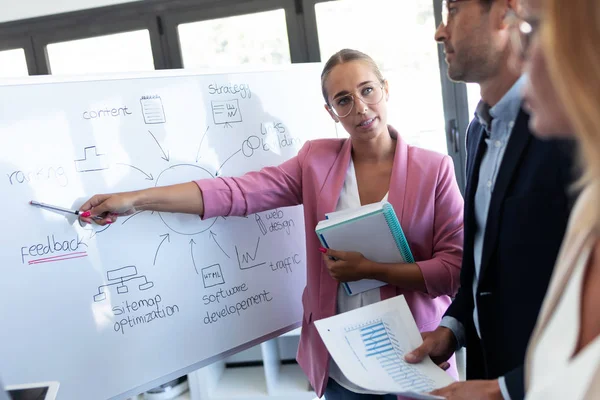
left=350, top=319, right=435, bottom=393
left=314, top=296, right=453, bottom=399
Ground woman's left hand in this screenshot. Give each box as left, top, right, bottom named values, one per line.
left=321, top=248, right=371, bottom=282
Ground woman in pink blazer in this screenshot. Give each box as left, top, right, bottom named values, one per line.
left=80, top=49, right=464, bottom=399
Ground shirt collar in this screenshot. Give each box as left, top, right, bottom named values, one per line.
left=474, top=76, right=526, bottom=131
left=489, top=75, right=526, bottom=122
left=475, top=101, right=492, bottom=132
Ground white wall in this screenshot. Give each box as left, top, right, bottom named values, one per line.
left=0, top=0, right=141, bottom=23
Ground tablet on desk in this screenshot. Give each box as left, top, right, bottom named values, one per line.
left=5, top=382, right=59, bottom=400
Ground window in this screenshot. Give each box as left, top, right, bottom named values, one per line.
left=315, top=0, right=448, bottom=154
left=47, top=30, right=155, bottom=75
left=467, top=83, right=480, bottom=120
left=178, top=9, right=291, bottom=69
left=0, top=48, right=28, bottom=77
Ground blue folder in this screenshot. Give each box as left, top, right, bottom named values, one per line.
left=315, top=201, right=414, bottom=296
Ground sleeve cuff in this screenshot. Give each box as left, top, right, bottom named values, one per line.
left=439, top=316, right=466, bottom=350
left=498, top=376, right=512, bottom=400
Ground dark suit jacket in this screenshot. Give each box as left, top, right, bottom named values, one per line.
left=445, top=109, right=575, bottom=399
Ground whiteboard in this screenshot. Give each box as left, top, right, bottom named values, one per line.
left=0, top=64, right=338, bottom=400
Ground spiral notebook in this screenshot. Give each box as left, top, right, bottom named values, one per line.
left=316, top=201, right=414, bottom=296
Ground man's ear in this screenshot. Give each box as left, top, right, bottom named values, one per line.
left=509, top=0, right=522, bottom=14
left=499, top=0, right=519, bottom=28
left=324, top=104, right=340, bottom=123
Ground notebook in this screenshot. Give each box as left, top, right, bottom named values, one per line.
left=316, top=201, right=414, bottom=295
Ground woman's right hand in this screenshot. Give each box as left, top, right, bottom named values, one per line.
left=79, top=191, right=139, bottom=225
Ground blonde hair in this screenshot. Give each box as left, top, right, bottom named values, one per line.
left=544, top=0, right=600, bottom=231
left=320, top=49, right=385, bottom=105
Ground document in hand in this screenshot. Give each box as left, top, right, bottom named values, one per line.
left=315, top=201, right=414, bottom=295
left=314, top=295, right=454, bottom=400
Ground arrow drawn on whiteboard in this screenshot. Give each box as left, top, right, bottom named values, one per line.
left=190, top=239, right=199, bottom=274
left=196, top=126, right=210, bottom=162
left=154, top=233, right=170, bottom=265
left=220, top=215, right=247, bottom=221
left=121, top=210, right=146, bottom=225
left=89, top=224, right=111, bottom=239
left=148, top=130, right=170, bottom=162
left=115, top=163, right=154, bottom=180
left=209, top=230, right=230, bottom=258
left=216, top=150, right=242, bottom=176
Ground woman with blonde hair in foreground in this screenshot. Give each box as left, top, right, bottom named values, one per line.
left=508, top=0, right=600, bottom=398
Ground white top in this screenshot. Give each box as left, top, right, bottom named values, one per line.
left=526, top=244, right=600, bottom=399
left=328, top=158, right=389, bottom=394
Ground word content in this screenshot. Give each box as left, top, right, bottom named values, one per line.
left=82, top=106, right=133, bottom=120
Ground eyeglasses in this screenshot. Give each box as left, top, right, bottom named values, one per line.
left=505, top=9, right=540, bottom=59
left=328, top=83, right=385, bottom=118
left=441, top=0, right=475, bottom=26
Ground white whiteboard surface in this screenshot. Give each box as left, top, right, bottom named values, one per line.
left=0, top=64, right=337, bottom=400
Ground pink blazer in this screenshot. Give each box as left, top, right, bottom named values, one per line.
left=196, top=127, right=464, bottom=397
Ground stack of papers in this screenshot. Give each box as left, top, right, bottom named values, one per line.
left=315, top=295, right=454, bottom=399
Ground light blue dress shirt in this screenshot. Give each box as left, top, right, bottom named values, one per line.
left=440, top=76, right=526, bottom=400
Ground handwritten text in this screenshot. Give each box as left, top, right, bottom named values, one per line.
left=113, top=294, right=180, bottom=335
left=203, top=290, right=272, bottom=325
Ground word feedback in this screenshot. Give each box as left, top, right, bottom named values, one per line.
left=21, top=234, right=86, bottom=264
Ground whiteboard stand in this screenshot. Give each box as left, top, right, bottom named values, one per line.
left=261, top=339, right=280, bottom=394
left=186, top=334, right=317, bottom=400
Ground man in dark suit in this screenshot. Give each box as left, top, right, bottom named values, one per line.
left=405, top=1, right=574, bottom=399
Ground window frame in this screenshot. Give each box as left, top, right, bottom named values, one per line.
left=0, top=36, right=37, bottom=75
left=161, top=0, right=308, bottom=68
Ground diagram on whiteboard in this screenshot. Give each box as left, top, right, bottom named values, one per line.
left=201, top=264, right=225, bottom=288
left=68, top=91, right=305, bottom=280
left=74, top=146, right=109, bottom=172
left=16, top=85, right=306, bottom=282
left=212, top=99, right=242, bottom=127
left=236, top=237, right=265, bottom=270
left=154, top=164, right=217, bottom=235
left=140, top=95, right=167, bottom=124
left=93, top=266, right=154, bottom=302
